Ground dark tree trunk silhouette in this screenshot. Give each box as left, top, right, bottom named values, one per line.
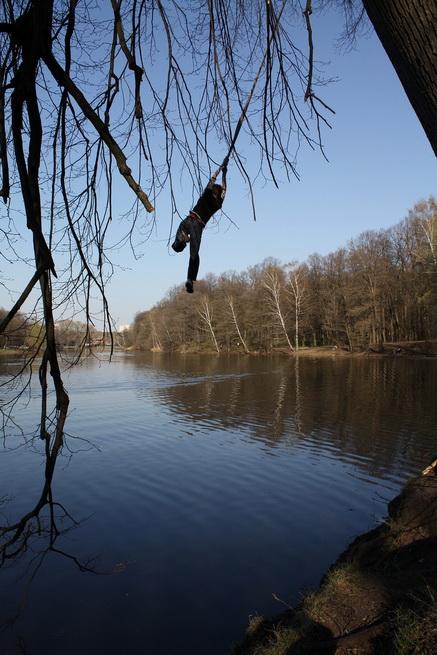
left=362, top=0, right=437, bottom=155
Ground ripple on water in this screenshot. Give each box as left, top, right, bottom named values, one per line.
left=1, top=354, right=436, bottom=655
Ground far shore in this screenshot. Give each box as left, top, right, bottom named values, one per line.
left=134, top=339, right=437, bottom=359
left=2, top=339, right=436, bottom=360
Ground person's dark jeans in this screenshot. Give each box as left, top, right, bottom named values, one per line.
left=173, top=217, right=204, bottom=281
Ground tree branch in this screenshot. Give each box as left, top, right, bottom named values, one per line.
left=42, top=51, right=154, bottom=212
left=0, top=265, right=45, bottom=335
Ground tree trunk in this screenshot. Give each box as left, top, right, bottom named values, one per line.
left=227, top=297, right=250, bottom=354
left=198, top=297, right=220, bottom=353
left=363, top=0, right=437, bottom=155
left=263, top=270, right=294, bottom=352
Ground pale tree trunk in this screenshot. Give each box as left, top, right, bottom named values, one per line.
left=198, top=296, right=220, bottom=353
left=418, top=211, right=437, bottom=268
left=344, top=311, right=354, bottom=352
left=287, top=267, right=305, bottom=352
left=363, top=0, right=437, bottom=155
left=164, top=326, right=174, bottom=349
left=227, top=296, right=250, bottom=353
left=149, top=317, right=162, bottom=351
left=263, top=269, right=294, bottom=352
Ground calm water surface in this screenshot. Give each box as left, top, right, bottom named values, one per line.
left=0, top=353, right=436, bottom=654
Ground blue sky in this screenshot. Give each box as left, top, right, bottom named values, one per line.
left=1, top=10, right=436, bottom=328
left=106, top=16, right=435, bottom=326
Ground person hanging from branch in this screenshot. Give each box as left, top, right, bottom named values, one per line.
left=172, top=161, right=228, bottom=293
left=171, top=0, right=290, bottom=294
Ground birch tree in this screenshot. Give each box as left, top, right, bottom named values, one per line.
left=198, top=295, right=220, bottom=354
left=149, top=315, right=163, bottom=352
left=286, top=264, right=307, bottom=351
left=227, top=295, right=250, bottom=354
left=129, top=199, right=437, bottom=353
left=263, top=266, right=294, bottom=352
left=411, top=198, right=437, bottom=270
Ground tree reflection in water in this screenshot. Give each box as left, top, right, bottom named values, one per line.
left=134, top=353, right=437, bottom=475
left=0, top=443, right=98, bottom=634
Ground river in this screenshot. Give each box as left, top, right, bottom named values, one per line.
left=0, top=352, right=436, bottom=654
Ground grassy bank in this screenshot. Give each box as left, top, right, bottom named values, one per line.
left=137, top=340, right=437, bottom=358
left=0, top=348, right=26, bottom=357
left=231, top=460, right=437, bottom=655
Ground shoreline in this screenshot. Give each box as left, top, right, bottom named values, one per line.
left=3, top=340, right=436, bottom=359
left=138, top=339, right=437, bottom=359
left=230, top=459, right=437, bottom=654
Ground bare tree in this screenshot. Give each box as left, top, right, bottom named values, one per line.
left=149, top=315, right=163, bottom=352
left=226, top=295, right=250, bottom=354
left=128, top=197, right=437, bottom=353
left=410, top=198, right=437, bottom=270
left=263, top=265, right=294, bottom=352
left=286, top=263, right=307, bottom=351
left=198, top=295, right=220, bottom=353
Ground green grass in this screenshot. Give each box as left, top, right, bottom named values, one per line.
left=246, top=614, right=265, bottom=636
left=252, top=625, right=301, bottom=655
left=229, top=614, right=302, bottom=655
left=0, top=348, right=23, bottom=356
left=302, top=562, right=362, bottom=623
left=393, top=589, right=437, bottom=655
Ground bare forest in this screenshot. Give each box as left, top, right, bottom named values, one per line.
left=129, top=198, right=437, bottom=353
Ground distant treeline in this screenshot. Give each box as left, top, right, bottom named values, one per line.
left=0, top=315, right=103, bottom=352
left=127, top=198, right=437, bottom=353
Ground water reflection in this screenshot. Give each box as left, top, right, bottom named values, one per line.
left=133, top=353, right=437, bottom=478
left=0, top=439, right=98, bottom=642
left=0, top=353, right=435, bottom=655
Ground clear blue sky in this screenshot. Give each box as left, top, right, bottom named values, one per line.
left=1, top=11, right=436, bottom=328
left=106, top=17, right=436, bottom=326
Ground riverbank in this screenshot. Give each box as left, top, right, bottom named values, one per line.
left=4, top=339, right=435, bottom=359
left=274, top=340, right=437, bottom=359
left=0, top=348, right=24, bottom=356
left=134, top=340, right=437, bottom=358
left=230, top=459, right=437, bottom=655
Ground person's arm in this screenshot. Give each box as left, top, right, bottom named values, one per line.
left=220, top=165, right=227, bottom=200
left=206, top=167, right=221, bottom=190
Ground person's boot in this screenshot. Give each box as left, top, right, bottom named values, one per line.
left=171, top=231, right=189, bottom=253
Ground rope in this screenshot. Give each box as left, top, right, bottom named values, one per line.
left=220, top=0, right=288, bottom=171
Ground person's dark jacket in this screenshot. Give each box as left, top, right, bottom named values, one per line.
left=191, top=172, right=226, bottom=224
